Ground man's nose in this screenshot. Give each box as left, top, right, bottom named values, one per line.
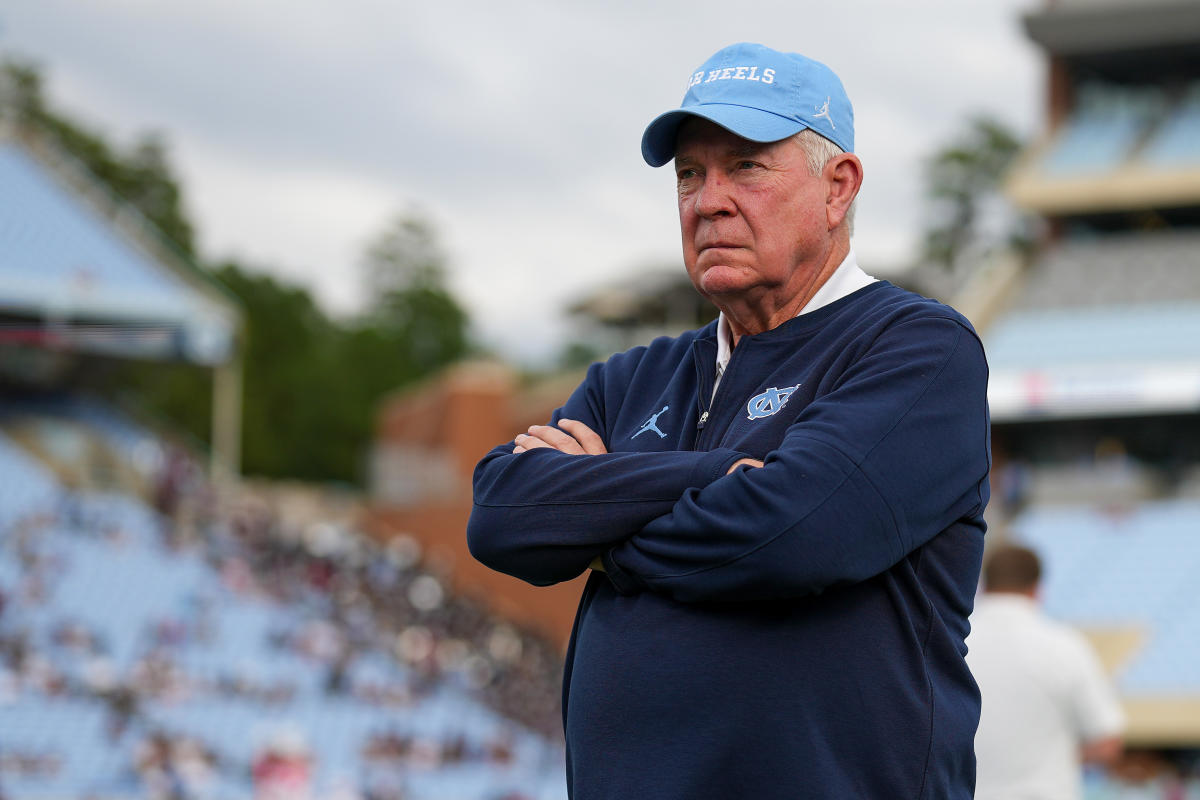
left=692, top=173, right=735, bottom=218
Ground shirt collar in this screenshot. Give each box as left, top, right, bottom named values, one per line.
left=715, top=249, right=876, bottom=370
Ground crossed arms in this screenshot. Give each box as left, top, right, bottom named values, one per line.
left=512, top=420, right=762, bottom=571
left=512, top=419, right=762, bottom=470
left=467, top=316, right=990, bottom=603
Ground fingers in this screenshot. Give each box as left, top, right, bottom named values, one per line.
left=726, top=457, right=764, bottom=474
left=513, top=426, right=582, bottom=455
left=527, top=424, right=587, bottom=454
left=512, top=419, right=607, bottom=456
left=512, top=433, right=553, bottom=452
left=558, top=419, right=608, bottom=455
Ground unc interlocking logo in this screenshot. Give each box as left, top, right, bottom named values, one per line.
left=746, top=385, right=801, bottom=421
left=813, top=96, right=835, bottom=130
left=632, top=405, right=670, bottom=439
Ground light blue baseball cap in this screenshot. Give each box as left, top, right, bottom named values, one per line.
left=641, top=42, right=854, bottom=167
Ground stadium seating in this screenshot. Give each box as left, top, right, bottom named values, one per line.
left=0, top=143, right=195, bottom=318
left=1036, top=80, right=1200, bottom=176
left=1010, top=500, right=1200, bottom=695
left=1142, top=82, right=1200, bottom=168
left=1039, top=83, right=1165, bottom=176
left=0, top=138, right=236, bottom=365
left=9, top=394, right=1198, bottom=797
left=986, top=304, right=1200, bottom=374
left=0, top=414, right=568, bottom=799
left=0, top=430, right=60, bottom=529
left=1006, top=229, right=1200, bottom=313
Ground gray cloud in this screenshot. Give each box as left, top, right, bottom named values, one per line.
left=2, top=0, right=1042, bottom=363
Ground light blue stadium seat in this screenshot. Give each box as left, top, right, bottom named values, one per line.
left=985, top=304, right=1200, bottom=372
left=0, top=406, right=568, bottom=799
left=1142, top=83, right=1200, bottom=167
left=1011, top=500, right=1200, bottom=695
left=0, top=431, right=61, bottom=529
left=1039, top=83, right=1164, bottom=176
left=0, top=143, right=195, bottom=315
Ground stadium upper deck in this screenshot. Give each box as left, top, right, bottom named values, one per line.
left=978, top=0, right=1200, bottom=763
left=0, top=124, right=244, bottom=481
left=988, top=0, right=1200, bottom=423
left=0, top=134, right=238, bottom=366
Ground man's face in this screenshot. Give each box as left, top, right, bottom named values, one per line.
left=674, top=118, right=831, bottom=306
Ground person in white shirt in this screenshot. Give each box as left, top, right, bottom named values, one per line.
left=968, top=544, right=1126, bottom=800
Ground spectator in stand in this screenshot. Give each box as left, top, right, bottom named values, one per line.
left=252, top=730, right=312, bottom=800
left=968, top=544, right=1125, bottom=800
left=1102, top=748, right=1200, bottom=799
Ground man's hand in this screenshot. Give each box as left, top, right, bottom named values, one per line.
left=1082, top=736, right=1123, bottom=765
left=727, top=458, right=764, bottom=473
left=513, top=419, right=608, bottom=455
left=512, top=420, right=609, bottom=572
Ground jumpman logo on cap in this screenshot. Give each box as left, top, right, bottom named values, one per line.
left=814, top=97, right=835, bottom=129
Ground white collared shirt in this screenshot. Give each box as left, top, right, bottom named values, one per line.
left=712, top=249, right=876, bottom=397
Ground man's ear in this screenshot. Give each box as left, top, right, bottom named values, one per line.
left=825, top=153, right=863, bottom=229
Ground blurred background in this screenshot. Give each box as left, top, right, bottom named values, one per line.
left=1, top=0, right=1199, bottom=797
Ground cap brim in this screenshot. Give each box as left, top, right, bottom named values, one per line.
left=640, top=104, right=808, bottom=167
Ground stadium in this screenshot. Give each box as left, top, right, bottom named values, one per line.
left=3, top=0, right=1200, bottom=798
left=0, top=118, right=567, bottom=797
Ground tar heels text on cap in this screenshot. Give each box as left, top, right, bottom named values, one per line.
left=688, top=66, right=776, bottom=88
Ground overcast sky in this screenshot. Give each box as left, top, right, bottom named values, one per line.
left=2, top=0, right=1044, bottom=364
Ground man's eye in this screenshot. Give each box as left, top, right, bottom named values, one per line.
left=737, top=161, right=758, bottom=170
left=677, top=169, right=698, bottom=181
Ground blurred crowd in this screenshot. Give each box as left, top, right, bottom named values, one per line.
left=1087, top=750, right=1200, bottom=799
left=209, top=485, right=565, bottom=741
left=8, top=405, right=1198, bottom=799
left=0, top=415, right=566, bottom=800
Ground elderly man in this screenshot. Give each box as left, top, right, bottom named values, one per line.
left=468, top=42, right=990, bottom=799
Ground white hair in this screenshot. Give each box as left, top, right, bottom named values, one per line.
left=792, top=129, right=856, bottom=235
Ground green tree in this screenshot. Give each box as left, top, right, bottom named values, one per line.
left=349, top=211, right=470, bottom=387
left=558, top=341, right=606, bottom=370
left=921, top=115, right=1027, bottom=271
left=210, top=262, right=351, bottom=481
left=100, top=220, right=470, bottom=485
left=361, top=211, right=447, bottom=300
left=215, top=213, right=470, bottom=484
left=338, top=211, right=472, bottom=431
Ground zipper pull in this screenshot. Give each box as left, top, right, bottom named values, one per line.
left=697, top=411, right=709, bottom=429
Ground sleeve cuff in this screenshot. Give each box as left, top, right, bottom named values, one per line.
left=602, top=448, right=747, bottom=596
left=685, top=447, right=747, bottom=488
left=600, top=550, right=639, bottom=595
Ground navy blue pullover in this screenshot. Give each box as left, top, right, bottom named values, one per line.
left=468, top=282, right=991, bottom=799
